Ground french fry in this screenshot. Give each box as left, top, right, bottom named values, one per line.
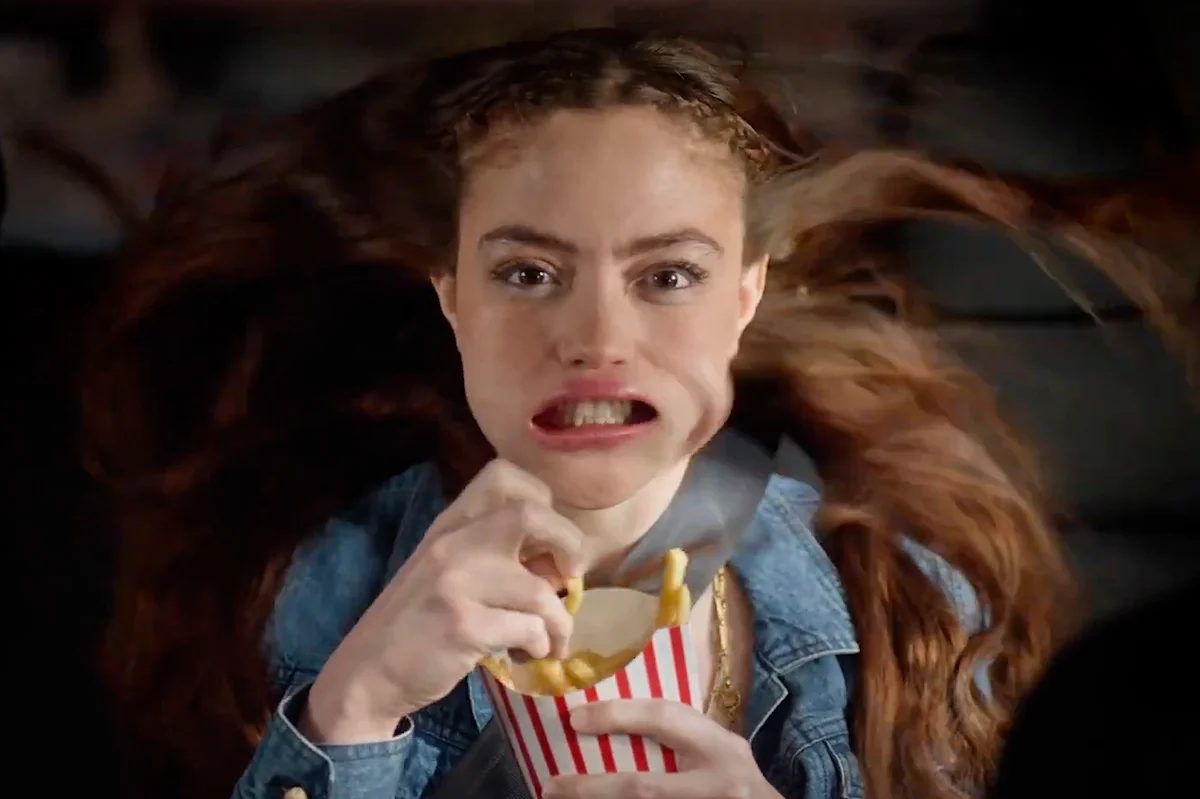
left=594, top=648, right=639, bottom=679
left=499, top=549, right=695, bottom=696
left=528, top=657, right=573, bottom=696
left=563, top=654, right=599, bottom=687
left=672, top=584, right=692, bottom=626
left=480, top=654, right=516, bottom=689
left=655, top=548, right=689, bottom=627
left=523, top=671, right=554, bottom=696
left=564, top=648, right=641, bottom=690
left=661, top=548, right=688, bottom=594
left=562, top=576, right=584, bottom=615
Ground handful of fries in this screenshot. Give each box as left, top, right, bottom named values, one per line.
left=483, top=548, right=691, bottom=696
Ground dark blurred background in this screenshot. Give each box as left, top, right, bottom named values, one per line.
left=3, top=0, right=1197, bottom=781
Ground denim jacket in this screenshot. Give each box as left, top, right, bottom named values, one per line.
left=233, top=461, right=983, bottom=799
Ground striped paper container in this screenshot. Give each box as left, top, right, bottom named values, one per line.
left=480, top=587, right=702, bottom=798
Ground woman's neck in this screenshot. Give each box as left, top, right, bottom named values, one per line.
left=554, top=458, right=690, bottom=578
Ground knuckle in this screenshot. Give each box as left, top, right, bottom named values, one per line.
left=424, top=532, right=458, bottom=568
left=479, top=460, right=519, bottom=495
left=481, top=458, right=516, bottom=480
left=455, top=461, right=517, bottom=515
left=538, top=615, right=568, bottom=649
left=729, top=736, right=754, bottom=762
left=508, top=498, right=543, bottom=529
left=535, top=586, right=563, bottom=618
left=479, top=482, right=514, bottom=510
left=424, top=509, right=456, bottom=538
left=550, top=524, right=581, bottom=555
left=430, top=566, right=468, bottom=606
left=540, top=591, right=572, bottom=629
left=440, top=597, right=477, bottom=645
left=717, top=780, right=749, bottom=799
left=629, top=780, right=662, bottom=799
left=586, top=702, right=615, bottom=727
left=484, top=459, right=550, bottom=501
left=715, top=765, right=752, bottom=799
left=523, top=618, right=551, bottom=657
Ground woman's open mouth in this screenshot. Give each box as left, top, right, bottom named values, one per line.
left=529, top=397, right=659, bottom=450
left=533, top=398, right=658, bottom=430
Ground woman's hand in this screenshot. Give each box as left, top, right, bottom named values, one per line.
left=303, top=459, right=586, bottom=744
left=543, top=700, right=783, bottom=799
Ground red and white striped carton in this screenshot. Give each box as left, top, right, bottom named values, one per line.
left=479, top=587, right=702, bottom=798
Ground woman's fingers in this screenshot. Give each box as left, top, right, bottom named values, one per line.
left=431, top=459, right=553, bottom=534
left=470, top=606, right=555, bottom=660
left=466, top=498, right=586, bottom=579
left=569, top=699, right=730, bottom=756
left=477, top=560, right=575, bottom=658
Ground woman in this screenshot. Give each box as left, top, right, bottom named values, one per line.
left=83, top=29, right=1191, bottom=799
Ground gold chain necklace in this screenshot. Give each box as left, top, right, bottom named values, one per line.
left=707, top=566, right=742, bottom=727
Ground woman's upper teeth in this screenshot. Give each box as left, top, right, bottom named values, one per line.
left=559, top=399, right=633, bottom=427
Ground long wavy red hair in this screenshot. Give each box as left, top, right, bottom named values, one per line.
left=79, top=29, right=1196, bottom=799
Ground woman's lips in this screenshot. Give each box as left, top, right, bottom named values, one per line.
left=529, top=397, right=658, bottom=451
left=533, top=398, right=657, bottom=430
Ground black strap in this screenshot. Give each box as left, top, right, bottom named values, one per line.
left=425, top=720, right=531, bottom=799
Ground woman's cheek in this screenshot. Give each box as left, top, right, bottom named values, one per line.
left=671, top=354, right=735, bottom=453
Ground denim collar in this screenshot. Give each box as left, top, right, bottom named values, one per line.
left=732, top=474, right=859, bottom=676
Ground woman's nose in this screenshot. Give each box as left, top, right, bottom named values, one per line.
left=552, top=293, right=636, bottom=369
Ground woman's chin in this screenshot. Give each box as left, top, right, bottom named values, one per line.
left=543, top=472, right=648, bottom=511
left=532, top=449, right=688, bottom=512
left=518, top=454, right=657, bottom=511
left=495, top=434, right=688, bottom=511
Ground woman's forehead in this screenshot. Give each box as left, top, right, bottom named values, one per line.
left=458, top=107, right=745, bottom=249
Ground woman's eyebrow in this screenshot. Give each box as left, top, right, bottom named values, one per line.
left=478, top=225, right=579, bottom=255
left=478, top=224, right=722, bottom=257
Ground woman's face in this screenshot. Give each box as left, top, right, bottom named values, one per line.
left=434, top=106, right=766, bottom=510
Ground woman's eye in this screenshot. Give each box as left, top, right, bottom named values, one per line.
left=644, top=263, right=706, bottom=291
left=494, top=262, right=557, bottom=288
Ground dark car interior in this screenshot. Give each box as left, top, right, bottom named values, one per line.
left=4, top=0, right=1197, bottom=792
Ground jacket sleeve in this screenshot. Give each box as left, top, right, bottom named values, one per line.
left=237, top=464, right=446, bottom=799
left=231, top=682, right=415, bottom=799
